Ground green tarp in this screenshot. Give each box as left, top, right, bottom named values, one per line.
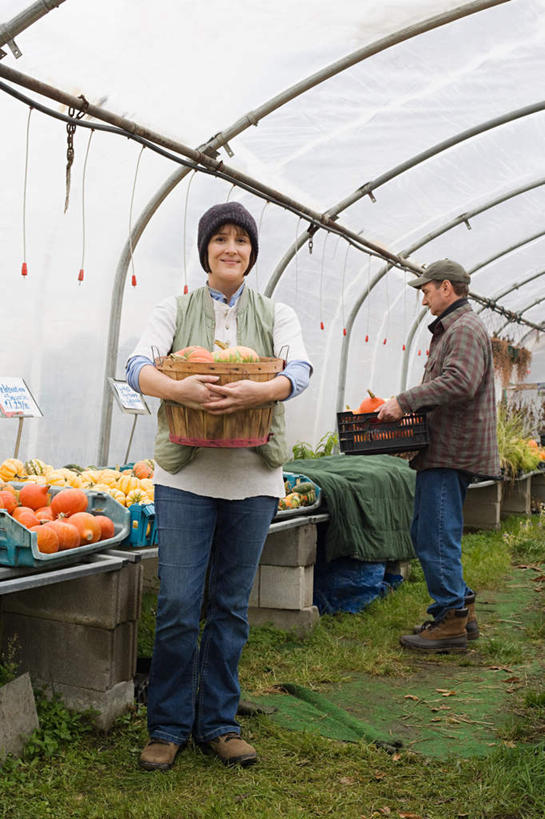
left=284, top=454, right=416, bottom=563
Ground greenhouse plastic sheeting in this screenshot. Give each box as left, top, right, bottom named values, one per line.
left=1, top=0, right=545, bottom=466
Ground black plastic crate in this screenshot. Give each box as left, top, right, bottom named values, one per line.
left=336, top=410, right=429, bottom=456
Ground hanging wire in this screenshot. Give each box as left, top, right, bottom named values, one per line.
left=319, top=232, right=330, bottom=330
left=383, top=267, right=389, bottom=345
left=182, top=169, right=197, bottom=294
left=341, top=242, right=351, bottom=336
left=226, top=183, right=236, bottom=202
left=128, top=145, right=145, bottom=288
left=365, top=255, right=371, bottom=342
left=254, top=200, right=269, bottom=291
left=78, top=129, right=94, bottom=283
left=402, top=271, right=407, bottom=351
left=21, top=106, right=32, bottom=277
left=293, top=216, right=303, bottom=310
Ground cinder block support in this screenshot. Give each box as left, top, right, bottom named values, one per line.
left=502, top=475, right=531, bottom=518
left=0, top=563, right=143, bottom=731
left=531, top=472, right=545, bottom=505
left=0, top=673, right=39, bottom=760
left=463, top=481, right=502, bottom=530
left=247, top=605, right=319, bottom=636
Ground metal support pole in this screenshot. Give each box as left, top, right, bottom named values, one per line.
left=124, top=415, right=138, bottom=466
left=0, top=0, right=67, bottom=58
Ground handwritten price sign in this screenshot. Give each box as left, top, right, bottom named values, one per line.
left=0, top=378, right=42, bottom=418
left=108, top=378, right=150, bottom=415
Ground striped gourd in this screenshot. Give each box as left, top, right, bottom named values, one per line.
left=24, top=458, right=48, bottom=476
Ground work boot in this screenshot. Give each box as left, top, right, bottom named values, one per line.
left=139, top=738, right=183, bottom=771
left=401, top=608, right=469, bottom=653
left=413, top=594, right=479, bottom=640
left=200, top=732, right=257, bottom=767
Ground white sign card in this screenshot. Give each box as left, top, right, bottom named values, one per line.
left=0, top=377, right=42, bottom=418
left=108, top=378, right=150, bottom=415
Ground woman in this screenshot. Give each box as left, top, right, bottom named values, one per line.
left=126, top=201, right=312, bottom=770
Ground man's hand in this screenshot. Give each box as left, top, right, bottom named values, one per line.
left=376, top=396, right=404, bottom=422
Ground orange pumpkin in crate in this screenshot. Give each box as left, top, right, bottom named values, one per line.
left=0, top=489, right=17, bottom=515
left=356, top=390, right=385, bottom=414
left=19, top=482, right=50, bottom=511
left=50, top=488, right=88, bottom=518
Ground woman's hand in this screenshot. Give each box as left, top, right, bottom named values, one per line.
left=202, top=375, right=292, bottom=415
left=170, top=374, right=222, bottom=410
left=137, top=364, right=220, bottom=409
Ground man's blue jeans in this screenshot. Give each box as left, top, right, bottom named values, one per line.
left=146, top=485, right=278, bottom=745
left=411, top=468, right=472, bottom=620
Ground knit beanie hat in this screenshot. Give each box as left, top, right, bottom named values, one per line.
left=197, top=202, right=259, bottom=274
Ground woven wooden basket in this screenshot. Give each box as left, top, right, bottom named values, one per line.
left=155, top=355, right=285, bottom=447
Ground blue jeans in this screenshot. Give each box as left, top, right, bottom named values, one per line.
left=411, top=468, right=473, bottom=620
left=147, top=485, right=278, bottom=745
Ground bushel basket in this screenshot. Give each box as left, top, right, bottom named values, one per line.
left=155, top=355, right=285, bottom=447
left=337, top=410, right=429, bottom=456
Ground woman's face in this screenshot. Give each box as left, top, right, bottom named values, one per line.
left=207, top=223, right=252, bottom=296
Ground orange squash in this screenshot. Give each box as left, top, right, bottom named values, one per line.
left=45, top=519, right=81, bottom=550
left=68, top=512, right=101, bottom=544
left=30, top=524, right=59, bottom=554
left=12, top=506, right=40, bottom=528
left=173, top=346, right=214, bottom=362
left=94, top=514, right=115, bottom=541
left=213, top=345, right=260, bottom=363
left=19, top=482, right=50, bottom=511
left=35, top=506, right=55, bottom=522
left=0, top=489, right=17, bottom=515
left=133, top=460, right=154, bottom=480
left=50, top=488, right=88, bottom=518
left=356, top=390, right=385, bottom=414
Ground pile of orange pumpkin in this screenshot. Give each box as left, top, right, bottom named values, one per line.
left=0, top=484, right=116, bottom=555
left=0, top=458, right=155, bottom=507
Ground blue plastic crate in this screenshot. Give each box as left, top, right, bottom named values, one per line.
left=128, top=503, right=157, bottom=547
left=0, top=485, right=130, bottom=568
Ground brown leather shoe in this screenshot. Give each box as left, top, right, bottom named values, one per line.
left=413, top=594, right=479, bottom=640
left=201, top=732, right=257, bottom=767
left=139, top=738, right=183, bottom=771
left=401, top=608, right=469, bottom=653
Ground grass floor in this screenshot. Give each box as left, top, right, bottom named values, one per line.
left=2, top=514, right=545, bottom=818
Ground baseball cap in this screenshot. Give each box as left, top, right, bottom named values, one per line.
left=407, top=259, right=470, bottom=289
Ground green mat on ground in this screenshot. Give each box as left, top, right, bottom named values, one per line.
left=284, top=454, right=416, bottom=563
left=252, top=573, right=544, bottom=759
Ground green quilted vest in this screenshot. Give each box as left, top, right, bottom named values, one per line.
left=154, top=286, right=289, bottom=473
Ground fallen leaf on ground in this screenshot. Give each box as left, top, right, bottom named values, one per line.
left=503, top=740, right=517, bottom=748
left=504, top=676, right=522, bottom=683
left=373, top=770, right=386, bottom=780
left=392, top=752, right=402, bottom=761
left=488, top=666, right=513, bottom=672
left=531, top=575, right=545, bottom=582
left=399, top=813, right=422, bottom=819
left=339, top=777, right=355, bottom=785
left=404, top=694, right=419, bottom=701
left=437, top=689, right=456, bottom=697
left=378, top=808, right=391, bottom=816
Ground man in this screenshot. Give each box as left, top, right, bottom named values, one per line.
left=377, top=259, right=500, bottom=653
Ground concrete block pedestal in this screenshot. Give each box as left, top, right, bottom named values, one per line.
left=0, top=673, right=39, bottom=760
left=463, top=481, right=502, bottom=530
left=0, top=562, right=143, bottom=731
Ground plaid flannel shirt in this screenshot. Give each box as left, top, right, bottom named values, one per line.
left=397, top=301, right=500, bottom=477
